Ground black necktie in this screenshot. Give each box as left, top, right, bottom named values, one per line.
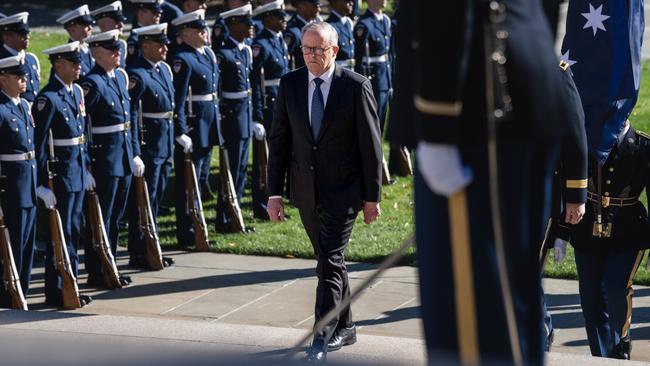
left=311, top=78, right=324, bottom=139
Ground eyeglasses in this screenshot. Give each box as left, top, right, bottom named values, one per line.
left=300, top=46, right=333, bottom=56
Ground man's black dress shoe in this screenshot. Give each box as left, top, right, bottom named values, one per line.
left=305, top=346, right=327, bottom=363
left=328, top=325, right=357, bottom=351
left=162, top=256, right=174, bottom=266
left=79, top=295, right=93, bottom=307
left=119, top=275, right=132, bottom=286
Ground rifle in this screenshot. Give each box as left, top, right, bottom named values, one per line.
left=47, top=131, right=81, bottom=309
left=396, top=146, right=413, bottom=176
left=219, top=147, right=246, bottom=233
left=0, top=163, right=27, bottom=309
left=381, top=156, right=393, bottom=185
left=86, top=166, right=123, bottom=289
left=134, top=101, right=164, bottom=270
left=184, top=153, right=210, bottom=251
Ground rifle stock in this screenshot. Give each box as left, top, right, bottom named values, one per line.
left=184, top=153, right=210, bottom=251
left=0, top=204, right=27, bottom=310
left=254, top=137, right=269, bottom=197
left=396, top=146, right=413, bottom=176
left=86, top=187, right=122, bottom=289
left=219, top=147, right=245, bottom=233
left=134, top=176, right=164, bottom=270
left=381, top=156, right=392, bottom=186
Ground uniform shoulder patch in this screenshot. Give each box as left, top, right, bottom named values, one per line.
left=252, top=44, right=261, bottom=58
left=213, top=24, right=223, bottom=37
left=355, top=24, right=366, bottom=38
left=36, top=96, right=48, bottom=112
left=128, top=76, right=138, bottom=90
left=128, top=45, right=135, bottom=55
left=81, top=81, right=93, bottom=96
left=173, top=60, right=184, bottom=73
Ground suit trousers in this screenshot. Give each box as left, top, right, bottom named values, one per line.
left=174, top=146, right=211, bottom=247
left=0, top=204, right=36, bottom=306
left=415, top=141, right=557, bottom=365
left=85, top=175, right=132, bottom=280
left=575, top=247, right=645, bottom=357
left=45, top=187, right=84, bottom=303
left=127, top=155, right=172, bottom=257
left=299, top=207, right=357, bottom=349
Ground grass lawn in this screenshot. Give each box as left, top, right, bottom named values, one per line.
left=25, top=32, right=650, bottom=284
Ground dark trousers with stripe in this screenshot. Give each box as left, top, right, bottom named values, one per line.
left=415, top=141, right=557, bottom=365
left=575, top=248, right=644, bottom=357
left=299, top=207, right=356, bottom=349
left=173, top=146, right=212, bottom=247
left=85, top=175, right=132, bottom=280
left=127, top=155, right=172, bottom=257
left=0, top=204, right=36, bottom=307
left=45, top=187, right=84, bottom=303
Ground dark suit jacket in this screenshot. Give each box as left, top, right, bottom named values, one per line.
left=268, top=65, right=382, bottom=214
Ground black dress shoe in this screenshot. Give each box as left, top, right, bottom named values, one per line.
left=609, top=337, right=631, bottom=360
left=79, top=295, right=93, bottom=307
left=305, top=346, right=327, bottom=363
left=162, top=256, right=175, bottom=267
left=328, top=325, right=357, bottom=351
left=119, top=275, right=132, bottom=286
left=128, top=255, right=148, bottom=269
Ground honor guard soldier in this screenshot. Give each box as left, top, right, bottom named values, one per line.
left=284, top=0, right=320, bottom=70
left=0, top=55, right=37, bottom=307
left=0, top=13, right=40, bottom=105
left=159, top=0, right=183, bottom=56
left=126, top=23, right=175, bottom=268
left=212, top=1, right=252, bottom=52
left=91, top=1, right=129, bottom=69
left=127, top=0, right=163, bottom=68
left=170, top=10, right=221, bottom=247
left=326, top=0, right=355, bottom=70
left=180, top=0, right=210, bottom=49
left=56, top=5, right=96, bottom=80
left=250, top=0, right=289, bottom=219
left=33, top=42, right=93, bottom=308
left=405, top=1, right=576, bottom=364
left=81, top=30, right=143, bottom=287
left=354, top=0, right=392, bottom=132
left=556, top=120, right=649, bottom=359
left=216, top=5, right=256, bottom=229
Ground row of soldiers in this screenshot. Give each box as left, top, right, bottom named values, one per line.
left=0, top=0, right=400, bottom=310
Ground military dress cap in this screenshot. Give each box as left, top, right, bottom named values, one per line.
left=133, top=23, right=170, bottom=44
left=57, top=5, right=95, bottom=27
left=292, top=0, right=321, bottom=6
left=0, top=12, right=30, bottom=34
left=0, top=55, right=28, bottom=76
left=91, top=1, right=128, bottom=22
left=86, top=29, right=122, bottom=50
left=42, top=41, right=82, bottom=63
left=171, top=9, right=207, bottom=30
left=220, top=4, right=254, bottom=25
left=253, top=0, right=287, bottom=17
left=129, top=0, right=163, bottom=13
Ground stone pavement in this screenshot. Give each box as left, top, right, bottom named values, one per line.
left=1, top=249, right=649, bottom=365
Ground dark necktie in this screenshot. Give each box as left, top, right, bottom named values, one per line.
left=311, top=77, right=324, bottom=139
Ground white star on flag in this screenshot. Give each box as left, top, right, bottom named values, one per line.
left=560, top=50, right=577, bottom=67
left=582, top=3, right=610, bottom=36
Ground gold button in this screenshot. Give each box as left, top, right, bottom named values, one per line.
left=604, top=192, right=610, bottom=196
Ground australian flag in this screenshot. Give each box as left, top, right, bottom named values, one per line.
left=561, top=0, right=644, bottom=164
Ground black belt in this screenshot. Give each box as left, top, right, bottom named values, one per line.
left=587, top=191, right=638, bottom=208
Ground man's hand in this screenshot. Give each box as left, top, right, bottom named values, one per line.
left=86, top=170, right=96, bottom=191
left=133, top=156, right=145, bottom=177
left=363, top=202, right=380, bottom=224
left=253, top=122, right=266, bottom=140
left=175, top=134, right=193, bottom=153
left=267, top=197, right=285, bottom=222
left=36, top=186, right=57, bottom=208
left=564, top=202, right=585, bottom=225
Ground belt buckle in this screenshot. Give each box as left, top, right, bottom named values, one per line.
left=601, top=196, right=610, bottom=208
left=26, top=151, right=34, bottom=160
left=602, top=223, right=612, bottom=238
left=124, top=121, right=131, bottom=130
left=80, top=135, right=86, bottom=144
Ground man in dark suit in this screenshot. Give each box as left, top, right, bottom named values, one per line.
left=267, top=21, right=382, bottom=363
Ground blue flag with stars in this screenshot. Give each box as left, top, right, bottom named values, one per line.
left=561, top=0, right=644, bottom=164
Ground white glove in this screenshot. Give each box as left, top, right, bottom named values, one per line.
left=253, top=122, right=266, bottom=140
left=36, top=185, right=57, bottom=208
left=554, top=238, right=567, bottom=263
left=416, top=142, right=473, bottom=197
left=175, top=134, right=193, bottom=153
left=133, top=156, right=145, bottom=177
left=86, top=171, right=96, bottom=191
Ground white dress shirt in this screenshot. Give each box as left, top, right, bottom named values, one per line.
left=54, top=74, right=73, bottom=93
left=2, top=91, right=20, bottom=106
left=307, top=63, right=335, bottom=124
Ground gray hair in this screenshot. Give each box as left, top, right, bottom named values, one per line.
left=301, top=21, right=339, bottom=47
